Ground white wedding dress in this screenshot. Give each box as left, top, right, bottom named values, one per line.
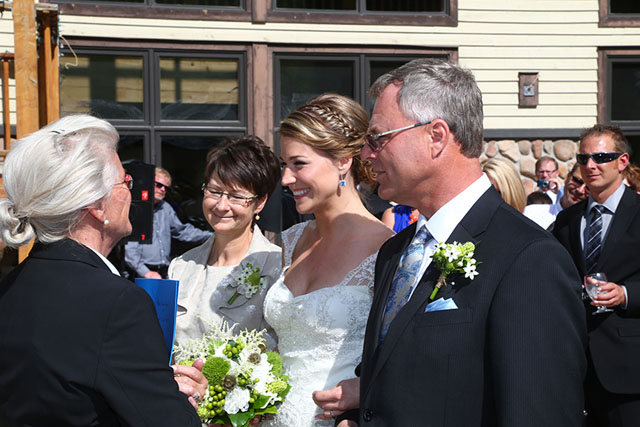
left=262, top=221, right=377, bottom=427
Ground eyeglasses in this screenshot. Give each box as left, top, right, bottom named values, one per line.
left=155, top=181, right=170, bottom=191
left=202, top=184, right=258, bottom=206
left=570, top=175, right=585, bottom=186
left=114, top=174, right=133, bottom=190
left=365, top=121, right=432, bottom=152
left=576, top=152, right=623, bottom=165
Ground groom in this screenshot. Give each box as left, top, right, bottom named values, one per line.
left=324, top=59, right=587, bottom=426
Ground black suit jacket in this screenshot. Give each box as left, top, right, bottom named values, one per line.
left=0, top=239, right=200, bottom=426
left=357, top=187, right=586, bottom=426
left=553, top=185, right=640, bottom=394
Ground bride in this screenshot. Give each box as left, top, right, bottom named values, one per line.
left=263, top=93, right=393, bottom=426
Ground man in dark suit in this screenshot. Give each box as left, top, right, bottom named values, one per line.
left=553, top=124, right=640, bottom=427
left=317, top=59, right=587, bottom=426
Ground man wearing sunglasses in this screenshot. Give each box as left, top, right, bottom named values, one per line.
left=547, top=163, right=589, bottom=218
left=325, top=58, right=585, bottom=427
left=553, top=125, right=640, bottom=427
left=125, top=167, right=211, bottom=279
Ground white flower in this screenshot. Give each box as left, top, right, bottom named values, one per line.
left=224, top=386, right=251, bottom=415
left=464, top=264, right=479, bottom=279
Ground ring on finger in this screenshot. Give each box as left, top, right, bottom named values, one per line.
left=330, top=409, right=334, bottom=418
left=193, top=391, right=201, bottom=403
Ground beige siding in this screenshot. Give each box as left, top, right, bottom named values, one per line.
left=3, top=1, right=640, bottom=131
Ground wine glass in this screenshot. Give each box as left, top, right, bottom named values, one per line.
left=584, top=272, right=614, bottom=315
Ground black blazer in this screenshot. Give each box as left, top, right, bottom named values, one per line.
left=357, top=187, right=587, bottom=426
left=0, top=239, right=200, bottom=426
left=553, top=185, right=640, bottom=394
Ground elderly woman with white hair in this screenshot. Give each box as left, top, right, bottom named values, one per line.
left=0, top=115, right=204, bottom=426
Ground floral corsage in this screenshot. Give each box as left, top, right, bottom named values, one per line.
left=228, top=263, right=265, bottom=305
left=429, top=241, right=479, bottom=301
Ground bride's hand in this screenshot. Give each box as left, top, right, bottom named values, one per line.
left=312, top=377, right=360, bottom=420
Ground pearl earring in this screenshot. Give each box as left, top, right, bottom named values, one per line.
left=103, top=219, right=109, bottom=225
left=254, top=214, right=260, bottom=221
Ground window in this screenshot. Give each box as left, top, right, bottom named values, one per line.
left=60, top=47, right=247, bottom=227
left=268, top=0, right=456, bottom=25
left=274, top=53, right=450, bottom=127
left=599, top=49, right=640, bottom=163
left=599, top=0, right=640, bottom=27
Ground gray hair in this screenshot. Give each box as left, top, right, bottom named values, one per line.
left=370, top=58, right=484, bottom=158
left=0, top=114, right=120, bottom=247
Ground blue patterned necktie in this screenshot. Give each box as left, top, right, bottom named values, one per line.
left=585, top=205, right=605, bottom=274
left=379, top=225, right=432, bottom=343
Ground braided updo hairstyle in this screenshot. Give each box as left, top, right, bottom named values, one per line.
left=278, top=93, right=375, bottom=186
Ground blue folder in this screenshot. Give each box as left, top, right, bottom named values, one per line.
left=135, top=278, right=179, bottom=363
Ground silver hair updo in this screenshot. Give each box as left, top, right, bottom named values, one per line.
left=0, top=114, right=120, bottom=247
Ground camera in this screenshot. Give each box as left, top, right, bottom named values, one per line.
left=537, top=179, right=550, bottom=189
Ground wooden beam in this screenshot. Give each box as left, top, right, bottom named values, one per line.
left=1, top=54, right=13, bottom=150
left=13, top=0, right=39, bottom=262
left=13, top=0, right=39, bottom=140
left=37, top=10, right=59, bottom=126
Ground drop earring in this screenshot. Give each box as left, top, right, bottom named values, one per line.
left=254, top=213, right=260, bottom=221
left=339, top=173, right=346, bottom=187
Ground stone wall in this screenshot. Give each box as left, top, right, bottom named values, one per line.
left=480, top=138, right=579, bottom=194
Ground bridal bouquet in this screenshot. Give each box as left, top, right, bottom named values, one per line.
left=174, top=321, right=290, bottom=427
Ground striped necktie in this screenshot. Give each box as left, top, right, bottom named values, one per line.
left=585, top=205, right=605, bottom=274
left=380, top=225, right=432, bottom=343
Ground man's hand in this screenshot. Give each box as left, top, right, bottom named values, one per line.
left=144, top=271, right=162, bottom=279
left=591, top=280, right=626, bottom=308
left=312, top=377, right=360, bottom=421
left=172, top=359, right=208, bottom=410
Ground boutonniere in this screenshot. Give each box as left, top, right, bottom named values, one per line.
left=429, top=241, right=479, bottom=301
left=227, top=263, right=265, bottom=305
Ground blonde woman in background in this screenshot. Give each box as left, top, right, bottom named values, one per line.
left=482, top=157, right=527, bottom=212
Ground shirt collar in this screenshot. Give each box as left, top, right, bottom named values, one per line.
left=416, top=174, right=492, bottom=243
left=87, top=246, right=121, bottom=276
left=586, top=182, right=625, bottom=215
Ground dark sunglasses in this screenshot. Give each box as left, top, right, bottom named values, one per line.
left=576, top=152, right=623, bottom=165
left=155, top=181, right=170, bottom=191
left=570, top=175, right=585, bottom=186
left=365, top=121, right=432, bottom=152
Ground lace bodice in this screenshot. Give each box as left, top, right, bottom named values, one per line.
left=263, top=221, right=377, bottom=426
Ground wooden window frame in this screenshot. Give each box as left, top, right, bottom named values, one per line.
left=50, top=0, right=456, bottom=25
left=599, top=0, right=640, bottom=27
left=598, top=47, right=640, bottom=131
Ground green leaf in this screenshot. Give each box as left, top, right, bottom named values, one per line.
left=229, top=409, right=254, bottom=427
left=254, top=394, right=270, bottom=409
left=254, top=405, right=278, bottom=416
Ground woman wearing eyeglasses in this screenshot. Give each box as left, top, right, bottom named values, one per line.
left=262, top=93, right=393, bottom=426
left=168, top=135, right=282, bottom=348
left=0, top=115, right=204, bottom=426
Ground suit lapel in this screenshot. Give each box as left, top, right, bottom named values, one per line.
left=568, top=201, right=587, bottom=276
left=597, top=187, right=639, bottom=271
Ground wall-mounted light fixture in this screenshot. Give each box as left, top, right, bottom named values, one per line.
left=518, top=72, right=539, bottom=108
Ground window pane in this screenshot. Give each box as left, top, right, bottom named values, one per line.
left=159, top=57, right=240, bottom=121
left=118, top=134, right=145, bottom=163
left=279, top=59, right=354, bottom=121
left=610, top=0, right=640, bottom=14
left=155, top=0, right=240, bottom=6
left=366, top=0, right=444, bottom=12
left=60, top=54, right=144, bottom=120
left=275, top=0, right=356, bottom=10
left=611, top=62, right=640, bottom=121
left=160, top=134, right=229, bottom=231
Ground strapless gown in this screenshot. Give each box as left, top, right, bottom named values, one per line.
left=262, top=221, right=377, bottom=426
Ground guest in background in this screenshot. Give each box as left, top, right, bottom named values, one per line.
left=551, top=163, right=590, bottom=215
left=381, top=204, right=418, bottom=232
left=0, top=115, right=203, bottom=426
left=535, top=156, right=563, bottom=203
left=523, top=191, right=555, bottom=229
left=554, top=124, right=640, bottom=427
left=623, top=162, right=640, bottom=193
left=481, top=157, right=527, bottom=212
left=169, top=136, right=281, bottom=348
left=125, top=167, right=211, bottom=279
